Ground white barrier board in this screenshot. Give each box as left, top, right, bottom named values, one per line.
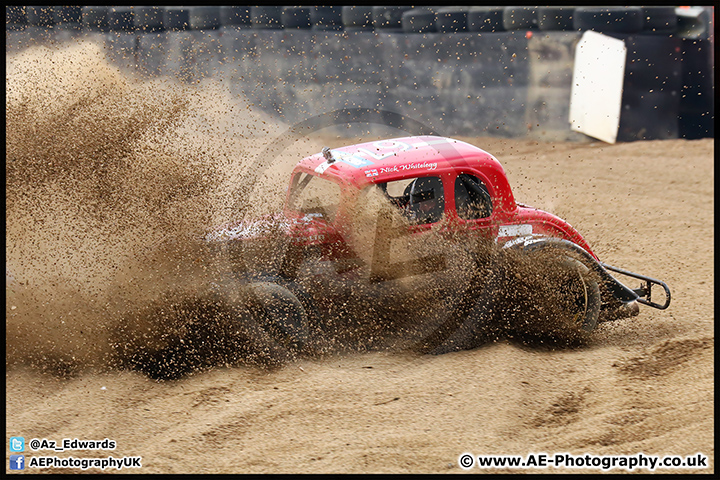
left=569, top=30, right=627, bottom=144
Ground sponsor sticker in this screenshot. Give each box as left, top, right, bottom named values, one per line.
left=498, top=224, right=533, bottom=237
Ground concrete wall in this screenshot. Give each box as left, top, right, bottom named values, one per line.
left=6, top=9, right=714, bottom=142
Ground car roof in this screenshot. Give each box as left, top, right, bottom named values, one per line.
left=293, top=135, right=505, bottom=188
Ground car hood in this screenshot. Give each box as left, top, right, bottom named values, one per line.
left=204, top=212, right=332, bottom=243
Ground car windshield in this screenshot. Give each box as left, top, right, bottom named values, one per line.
left=287, top=172, right=342, bottom=222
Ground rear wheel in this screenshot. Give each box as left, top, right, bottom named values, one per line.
left=242, top=281, right=310, bottom=355
left=115, top=280, right=309, bottom=379
left=115, top=283, right=250, bottom=379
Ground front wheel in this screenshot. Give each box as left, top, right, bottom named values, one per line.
left=514, top=244, right=603, bottom=338
left=557, top=255, right=602, bottom=332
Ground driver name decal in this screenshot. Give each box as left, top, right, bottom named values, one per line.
left=364, top=162, right=439, bottom=177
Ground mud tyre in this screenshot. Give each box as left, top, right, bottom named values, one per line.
left=115, top=280, right=309, bottom=379
left=419, top=284, right=499, bottom=355
left=242, top=282, right=310, bottom=355
left=115, top=284, right=250, bottom=379
left=556, top=255, right=602, bottom=332
left=516, top=243, right=602, bottom=335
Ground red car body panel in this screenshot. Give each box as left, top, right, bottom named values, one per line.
left=283, top=135, right=598, bottom=260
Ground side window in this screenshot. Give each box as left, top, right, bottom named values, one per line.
left=455, top=173, right=493, bottom=220
left=404, top=176, right=444, bottom=224
left=371, top=176, right=445, bottom=225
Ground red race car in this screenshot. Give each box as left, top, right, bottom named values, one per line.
left=203, top=136, right=671, bottom=356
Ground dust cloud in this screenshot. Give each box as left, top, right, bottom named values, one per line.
left=5, top=40, right=292, bottom=375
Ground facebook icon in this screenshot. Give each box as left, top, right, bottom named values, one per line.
left=10, top=455, right=25, bottom=470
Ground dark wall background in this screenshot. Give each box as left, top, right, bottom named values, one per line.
left=6, top=6, right=715, bottom=141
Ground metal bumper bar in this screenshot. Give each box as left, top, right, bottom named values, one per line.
left=600, top=263, right=671, bottom=310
